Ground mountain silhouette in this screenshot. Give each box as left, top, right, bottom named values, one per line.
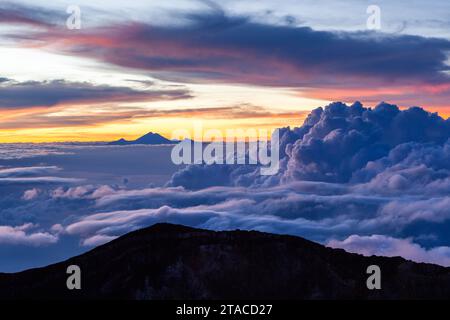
left=109, top=132, right=176, bottom=145
left=1, top=223, right=450, bottom=300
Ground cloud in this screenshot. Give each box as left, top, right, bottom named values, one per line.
left=0, top=104, right=306, bottom=130
left=328, top=234, right=450, bottom=267
left=352, top=141, right=450, bottom=196
left=0, top=177, right=83, bottom=185
left=167, top=102, right=450, bottom=189
left=0, top=2, right=61, bottom=28
left=0, top=79, right=192, bottom=109
left=44, top=15, right=450, bottom=84
left=52, top=185, right=95, bottom=199
left=282, top=102, right=450, bottom=183
left=0, top=166, right=60, bottom=177
left=0, top=223, right=57, bottom=246
left=378, top=197, right=450, bottom=225
left=8, top=7, right=449, bottom=107
left=60, top=182, right=386, bottom=245
left=81, top=234, right=117, bottom=247
left=22, top=188, right=40, bottom=200
left=0, top=166, right=82, bottom=186
left=3, top=4, right=450, bottom=109
left=0, top=144, right=72, bottom=160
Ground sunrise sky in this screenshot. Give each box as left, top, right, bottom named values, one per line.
left=1, top=0, right=450, bottom=142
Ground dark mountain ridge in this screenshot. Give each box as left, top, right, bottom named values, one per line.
left=1, top=223, right=450, bottom=300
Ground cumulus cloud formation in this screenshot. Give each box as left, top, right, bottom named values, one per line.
left=283, top=102, right=450, bottom=183
left=168, top=102, right=450, bottom=188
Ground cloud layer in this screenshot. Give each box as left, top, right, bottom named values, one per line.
left=3, top=102, right=450, bottom=269
left=5, top=4, right=449, bottom=108
left=0, top=79, right=191, bottom=109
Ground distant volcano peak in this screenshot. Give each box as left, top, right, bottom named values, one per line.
left=108, top=132, right=176, bottom=145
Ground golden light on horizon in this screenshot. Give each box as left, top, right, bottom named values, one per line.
left=2, top=104, right=450, bottom=143
left=0, top=113, right=309, bottom=143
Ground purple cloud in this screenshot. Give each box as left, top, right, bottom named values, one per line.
left=0, top=79, right=191, bottom=109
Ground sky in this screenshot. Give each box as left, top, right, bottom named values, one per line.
left=0, top=0, right=449, bottom=142
left=2, top=1, right=450, bottom=274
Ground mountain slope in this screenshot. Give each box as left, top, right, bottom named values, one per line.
left=1, top=223, right=450, bottom=300
left=108, top=132, right=176, bottom=145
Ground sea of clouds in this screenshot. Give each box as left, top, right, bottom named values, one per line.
left=2, top=101, right=450, bottom=271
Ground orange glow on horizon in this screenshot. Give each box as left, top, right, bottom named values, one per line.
left=0, top=114, right=309, bottom=143
left=2, top=103, right=450, bottom=143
